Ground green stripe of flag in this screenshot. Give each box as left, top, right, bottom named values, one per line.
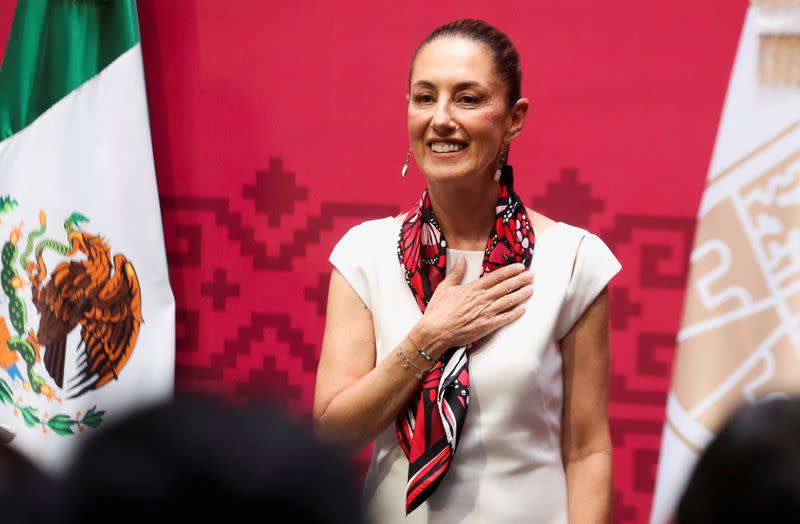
left=0, top=0, right=140, bottom=141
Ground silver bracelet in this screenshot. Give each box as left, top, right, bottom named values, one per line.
left=407, top=333, right=436, bottom=363
left=398, top=342, right=430, bottom=379
left=417, top=347, right=435, bottom=362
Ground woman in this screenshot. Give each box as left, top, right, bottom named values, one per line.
left=314, top=19, right=620, bottom=524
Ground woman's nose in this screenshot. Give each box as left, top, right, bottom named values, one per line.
left=431, top=100, right=456, bottom=133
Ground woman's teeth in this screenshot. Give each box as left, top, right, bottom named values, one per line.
left=430, top=142, right=466, bottom=153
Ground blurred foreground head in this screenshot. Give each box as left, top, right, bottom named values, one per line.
left=0, top=423, right=15, bottom=444
left=0, top=425, right=41, bottom=500
left=10, top=396, right=363, bottom=523
left=678, top=397, right=800, bottom=523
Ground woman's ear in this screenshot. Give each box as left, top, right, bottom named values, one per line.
left=505, top=98, right=530, bottom=143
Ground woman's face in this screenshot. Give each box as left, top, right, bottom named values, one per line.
left=408, top=37, right=516, bottom=184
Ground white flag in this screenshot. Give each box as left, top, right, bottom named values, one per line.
left=651, top=2, right=800, bottom=522
left=0, top=0, right=174, bottom=471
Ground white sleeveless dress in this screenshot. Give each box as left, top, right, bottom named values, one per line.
left=329, top=217, right=621, bottom=524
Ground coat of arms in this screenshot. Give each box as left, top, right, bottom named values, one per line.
left=0, top=197, right=142, bottom=435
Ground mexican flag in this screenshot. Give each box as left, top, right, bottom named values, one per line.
left=650, top=2, right=800, bottom=522
left=0, top=0, right=174, bottom=471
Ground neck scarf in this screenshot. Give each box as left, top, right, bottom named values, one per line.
left=395, top=169, right=536, bottom=514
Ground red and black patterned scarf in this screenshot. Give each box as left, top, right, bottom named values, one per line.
left=396, top=169, right=536, bottom=514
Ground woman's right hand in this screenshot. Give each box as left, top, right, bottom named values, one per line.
left=413, top=258, right=533, bottom=358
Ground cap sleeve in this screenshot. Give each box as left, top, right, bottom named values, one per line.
left=329, top=223, right=373, bottom=311
left=555, top=233, right=621, bottom=340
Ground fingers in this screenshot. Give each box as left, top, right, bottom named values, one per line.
left=481, top=280, right=533, bottom=318
left=443, top=256, right=468, bottom=285
left=475, top=262, right=527, bottom=290
left=485, top=268, right=533, bottom=301
left=434, top=261, right=530, bottom=349
left=488, top=304, right=527, bottom=330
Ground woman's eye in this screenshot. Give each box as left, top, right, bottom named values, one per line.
left=414, top=93, right=435, bottom=104
left=458, top=95, right=479, bottom=105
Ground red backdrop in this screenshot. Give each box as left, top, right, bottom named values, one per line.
left=0, top=1, right=748, bottom=521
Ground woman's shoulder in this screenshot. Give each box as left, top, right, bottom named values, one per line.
left=391, top=212, right=407, bottom=225
left=526, top=208, right=558, bottom=238
left=526, top=208, right=581, bottom=243
left=337, top=216, right=398, bottom=241
left=329, top=216, right=399, bottom=266
left=353, top=210, right=607, bottom=245
left=525, top=208, right=610, bottom=243
left=530, top=212, right=621, bottom=278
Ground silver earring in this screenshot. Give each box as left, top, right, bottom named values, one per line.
left=401, top=148, right=411, bottom=177
left=494, top=144, right=509, bottom=182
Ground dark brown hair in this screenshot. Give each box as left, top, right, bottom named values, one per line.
left=409, top=19, right=522, bottom=109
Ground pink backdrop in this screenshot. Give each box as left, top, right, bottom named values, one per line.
left=1, top=2, right=748, bottom=521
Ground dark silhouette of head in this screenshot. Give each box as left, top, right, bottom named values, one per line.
left=677, top=397, right=800, bottom=523
left=7, top=395, right=363, bottom=523
left=0, top=431, right=42, bottom=503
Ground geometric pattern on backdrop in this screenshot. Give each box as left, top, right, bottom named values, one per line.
left=127, top=2, right=746, bottom=520
left=0, top=1, right=748, bottom=519
left=159, top=161, right=694, bottom=523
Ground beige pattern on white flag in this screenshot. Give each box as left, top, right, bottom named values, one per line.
left=651, top=2, right=800, bottom=522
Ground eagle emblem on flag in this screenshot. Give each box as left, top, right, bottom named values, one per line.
left=0, top=198, right=142, bottom=435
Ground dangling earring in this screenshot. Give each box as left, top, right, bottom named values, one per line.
left=401, top=148, right=411, bottom=177
left=494, top=144, right=509, bottom=182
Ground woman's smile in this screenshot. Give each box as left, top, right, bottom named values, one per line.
left=428, top=141, right=468, bottom=154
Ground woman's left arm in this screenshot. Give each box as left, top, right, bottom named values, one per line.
left=561, top=285, right=613, bottom=524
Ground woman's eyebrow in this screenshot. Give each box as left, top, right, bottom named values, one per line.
left=411, top=80, right=484, bottom=90
left=411, top=80, right=436, bottom=90
left=453, top=81, right=483, bottom=91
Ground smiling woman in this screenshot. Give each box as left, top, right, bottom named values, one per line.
left=314, top=19, right=621, bottom=524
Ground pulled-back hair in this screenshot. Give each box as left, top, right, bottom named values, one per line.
left=410, top=19, right=522, bottom=109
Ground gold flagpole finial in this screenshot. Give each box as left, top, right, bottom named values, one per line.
left=754, top=0, right=800, bottom=87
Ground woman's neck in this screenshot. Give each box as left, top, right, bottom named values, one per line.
left=427, top=175, right=500, bottom=251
